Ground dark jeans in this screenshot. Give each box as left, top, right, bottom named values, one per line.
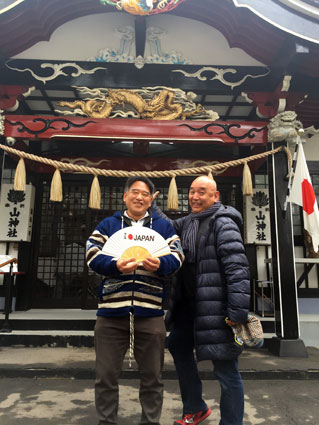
left=167, top=307, right=244, bottom=425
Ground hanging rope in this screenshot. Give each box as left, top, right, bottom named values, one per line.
left=0, top=143, right=285, bottom=177
left=283, top=145, right=293, bottom=170
left=129, top=311, right=134, bottom=369
left=0, top=143, right=288, bottom=209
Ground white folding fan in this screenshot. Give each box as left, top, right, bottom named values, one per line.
left=102, top=227, right=171, bottom=262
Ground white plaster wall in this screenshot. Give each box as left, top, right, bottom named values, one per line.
left=14, top=13, right=264, bottom=66
left=14, top=13, right=134, bottom=61
left=289, top=138, right=318, bottom=160
left=304, top=133, right=319, bottom=161
left=299, top=314, right=319, bottom=348
left=147, top=14, right=264, bottom=66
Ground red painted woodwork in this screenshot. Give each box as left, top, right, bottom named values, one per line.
left=0, top=85, right=30, bottom=110
left=4, top=116, right=268, bottom=145
left=244, top=90, right=306, bottom=118
left=295, top=99, right=319, bottom=128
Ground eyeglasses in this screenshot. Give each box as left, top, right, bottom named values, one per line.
left=129, top=189, right=151, bottom=198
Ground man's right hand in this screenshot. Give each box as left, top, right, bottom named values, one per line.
left=116, top=258, right=138, bottom=273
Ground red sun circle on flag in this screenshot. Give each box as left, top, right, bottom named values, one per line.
left=302, top=179, right=316, bottom=214
left=128, top=234, right=133, bottom=240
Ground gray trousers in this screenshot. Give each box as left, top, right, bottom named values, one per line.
left=94, top=314, right=166, bottom=425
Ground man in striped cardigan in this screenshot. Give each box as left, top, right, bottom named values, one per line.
left=86, top=176, right=184, bottom=425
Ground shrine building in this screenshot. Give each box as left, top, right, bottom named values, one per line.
left=0, top=0, right=319, bottom=355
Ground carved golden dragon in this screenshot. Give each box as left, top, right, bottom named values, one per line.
left=58, top=88, right=211, bottom=120
left=59, top=99, right=113, bottom=119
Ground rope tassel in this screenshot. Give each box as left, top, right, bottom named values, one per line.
left=89, top=175, right=101, bottom=209
left=14, top=158, right=26, bottom=191
left=50, top=169, right=63, bottom=202
left=167, top=175, right=178, bottom=210
left=242, top=162, right=253, bottom=196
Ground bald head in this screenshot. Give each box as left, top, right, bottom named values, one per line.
left=192, top=175, right=217, bottom=190
left=189, top=175, right=220, bottom=213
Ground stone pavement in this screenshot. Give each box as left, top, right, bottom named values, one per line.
left=0, top=346, right=319, bottom=425
left=0, top=377, right=319, bottom=425
left=0, top=345, right=318, bottom=379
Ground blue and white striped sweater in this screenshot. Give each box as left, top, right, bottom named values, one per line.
left=86, top=211, right=184, bottom=318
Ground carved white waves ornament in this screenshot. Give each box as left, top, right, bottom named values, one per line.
left=172, top=160, right=228, bottom=175
left=87, top=26, right=135, bottom=64
left=54, top=108, right=139, bottom=119
left=172, top=67, right=270, bottom=90
left=5, top=62, right=107, bottom=84
left=88, top=25, right=191, bottom=67
left=60, top=158, right=111, bottom=172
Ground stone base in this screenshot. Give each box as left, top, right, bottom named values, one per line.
left=268, top=337, right=308, bottom=357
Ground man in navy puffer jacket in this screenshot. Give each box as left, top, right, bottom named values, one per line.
left=154, top=175, right=250, bottom=425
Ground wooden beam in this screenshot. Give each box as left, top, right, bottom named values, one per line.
left=267, top=142, right=307, bottom=356
left=135, top=16, right=146, bottom=58
left=1, top=60, right=279, bottom=93
left=271, top=39, right=310, bottom=75
left=3, top=115, right=268, bottom=145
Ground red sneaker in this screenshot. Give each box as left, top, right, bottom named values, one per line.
left=174, top=407, right=212, bottom=425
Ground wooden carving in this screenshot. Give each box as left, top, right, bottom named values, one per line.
left=58, top=87, right=219, bottom=121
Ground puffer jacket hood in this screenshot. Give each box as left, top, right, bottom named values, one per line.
left=211, top=204, right=243, bottom=228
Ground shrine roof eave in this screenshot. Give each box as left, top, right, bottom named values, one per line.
left=1, top=0, right=319, bottom=74
left=3, top=116, right=268, bottom=145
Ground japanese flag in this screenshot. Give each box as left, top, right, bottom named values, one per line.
left=288, top=143, right=319, bottom=252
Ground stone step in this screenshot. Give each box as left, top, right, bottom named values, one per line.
left=0, top=330, right=276, bottom=348
left=0, top=309, right=276, bottom=347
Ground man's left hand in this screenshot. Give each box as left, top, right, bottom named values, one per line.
left=152, top=191, right=160, bottom=203
left=142, top=257, right=160, bottom=272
